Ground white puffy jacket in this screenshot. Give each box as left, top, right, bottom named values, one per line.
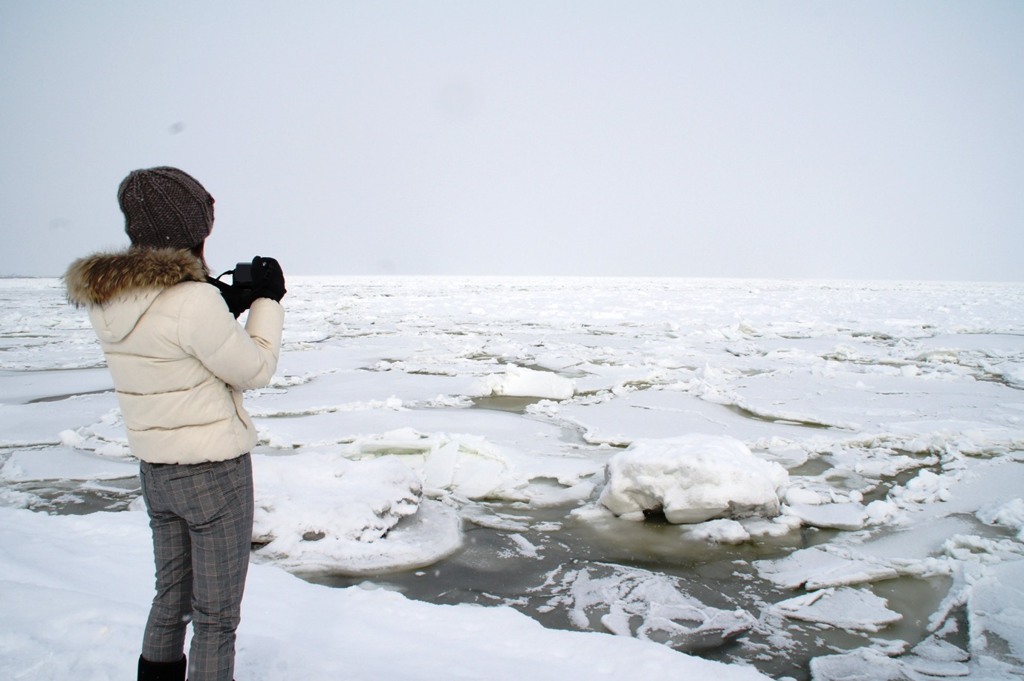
left=64, top=247, right=284, bottom=464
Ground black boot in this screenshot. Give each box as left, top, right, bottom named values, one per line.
left=137, top=655, right=186, bottom=681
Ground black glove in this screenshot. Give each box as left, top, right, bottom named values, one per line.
left=207, top=276, right=253, bottom=318
left=251, top=256, right=287, bottom=302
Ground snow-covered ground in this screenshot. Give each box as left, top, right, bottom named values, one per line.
left=2, top=275, right=1023, bottom=680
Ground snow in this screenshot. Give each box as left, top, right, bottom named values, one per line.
left=2, top=275, right=1024, bottom=679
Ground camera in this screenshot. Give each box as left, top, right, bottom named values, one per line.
left=210, top=260, right=259, bottom=317
left=231, top=262, right=254, bottom=289
left=210, top=256, right=284, bottom=317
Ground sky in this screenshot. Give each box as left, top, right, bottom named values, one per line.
left=1, top=1, right=1022, bottom=280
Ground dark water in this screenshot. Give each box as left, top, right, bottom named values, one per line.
left=300, top=500, right=955, bottom=681
left=7, top=476, right=140, bottom=514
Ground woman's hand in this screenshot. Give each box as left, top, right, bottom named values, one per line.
left=251, top=256, right=286, bottom=302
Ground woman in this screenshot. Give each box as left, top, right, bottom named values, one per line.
left=64, top=167, right=286, bottom=681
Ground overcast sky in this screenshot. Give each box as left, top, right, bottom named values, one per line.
left=2, top=1, right=1022, bottom=279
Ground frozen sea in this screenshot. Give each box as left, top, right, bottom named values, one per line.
left=2, top=275, right=1023, bottom=680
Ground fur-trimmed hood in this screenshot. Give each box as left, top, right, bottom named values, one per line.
left=64, top=247, right=208, bottom=344
left=64, top=247, right=207, bottom=306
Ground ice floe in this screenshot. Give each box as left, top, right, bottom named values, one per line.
left=597, top=434, right=789, bottom=523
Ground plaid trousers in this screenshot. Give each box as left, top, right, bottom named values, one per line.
left=139, top=453, right=254, bottom=681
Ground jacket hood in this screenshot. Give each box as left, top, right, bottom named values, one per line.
left=64, top=247, right=207, bottom=307
left=64, top=248, right=209, bottom=343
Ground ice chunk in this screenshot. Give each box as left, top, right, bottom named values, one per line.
left=252, top=452, right=462, bottom=573
left=598, top=434, right=789, bottom=524
left=687, top=518, right=751, bottom=544
left=965, top=559, right=1024, bottom=670
left=809, top=647, right=911, bottom=681
left=786, top=502, right=868, bottom=531
left=977, top=498, right=1024, bottom=541
left=773, top=586, right=903, bottom=632
left=756, top=546, right=899, bottom=590
left=0, top=445, right=137, bottom=482
left=539, top=562, right=756, bottom=651
left=810, top=635, right=972, bottom=681
left=477, top=365, right=575, bottom=400
left=785, top=486, right=827, bottom=505
left=350, top=428, right=526, bottom=500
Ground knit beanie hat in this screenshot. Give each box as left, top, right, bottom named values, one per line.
left=118, top=167, right=215, bottom=249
